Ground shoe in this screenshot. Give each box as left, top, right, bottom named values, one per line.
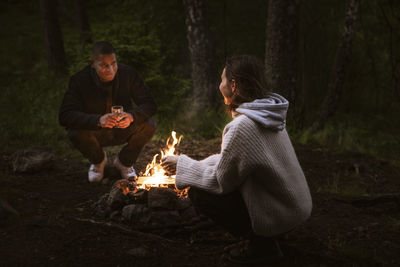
left=228, top=238, right=283, bottom=265
left=114, top=156, right=137, bottom=180
left=88, top=151, right=107, bottom=183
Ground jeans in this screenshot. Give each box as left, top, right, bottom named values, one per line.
left=67, top=118, right=156, bottom=166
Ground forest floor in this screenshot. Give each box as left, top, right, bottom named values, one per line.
left=1, top=137, right=400, bottom=267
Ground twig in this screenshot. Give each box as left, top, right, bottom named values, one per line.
left=74, top=217, right=178, bottom=244
left=334, top=193, right=400, bottom=207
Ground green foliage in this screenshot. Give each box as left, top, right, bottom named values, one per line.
left=389, top=217, right=400, bottom=232
left=0, top=0, right=193, bottom=153
left=0, top=63, right=67, bottom=153
left=316, top=172, right=340, bottom=194
left=324, top=233, right=372, bottom=261
left=178, top=105, right=232, bottom=138
left=340, top=185, right=368, bottom=198
left=0, top=0, right=399, bottom=160
left=339, top=242, right=373, bottom=261
left=315, top=170, right=368, bottom=197
left=0, top=3, right=44, bottom=80
left=294, top=113, right=400, bottom=161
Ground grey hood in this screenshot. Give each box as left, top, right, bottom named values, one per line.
left=235, top=93, right=289, bottom=131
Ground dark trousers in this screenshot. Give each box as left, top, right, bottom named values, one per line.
left=189, top=188, right=253, bottom=236
left=67, top=118, right=156, bottom=166
left=189, top=188, right=282, bottom=249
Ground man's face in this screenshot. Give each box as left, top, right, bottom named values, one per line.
left=91, top=53, right=118, bottom=82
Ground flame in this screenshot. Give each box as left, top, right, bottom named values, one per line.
left=136, top=131, right=183, bottom=189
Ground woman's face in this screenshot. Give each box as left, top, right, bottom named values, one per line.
left=219, top=68, right=235, bottom=105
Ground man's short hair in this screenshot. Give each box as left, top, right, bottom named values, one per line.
left=92, top=41, right=115, bottom=59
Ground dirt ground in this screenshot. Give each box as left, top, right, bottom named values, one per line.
left=1, top=138, right=400, bottom=267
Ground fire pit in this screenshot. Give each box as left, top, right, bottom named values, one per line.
left=93, top=131, right=198, bottom=231
left=92, top=178, right=195, bottom=230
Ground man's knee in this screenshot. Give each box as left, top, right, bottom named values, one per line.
left=130, top=118, right=157, bottom=137
left=67, top=129, right=94, bottom=145
left=145, top=118, right=157, bottom=136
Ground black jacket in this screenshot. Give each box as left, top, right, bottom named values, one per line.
left=59, top=63, right=157, bottom=130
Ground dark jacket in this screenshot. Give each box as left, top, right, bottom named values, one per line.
left=59, top=63, right=157, bottom=130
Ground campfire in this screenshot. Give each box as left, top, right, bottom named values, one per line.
left=93, top=131, right=200, bottom=231
left=137, top=131, right=183, bottom=189
left=116, top=131, right=187, bottom=196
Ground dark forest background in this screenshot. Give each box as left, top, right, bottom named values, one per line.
left=0, top=0, right=399, bottom=162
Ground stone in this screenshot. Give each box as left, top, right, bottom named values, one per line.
left=127, top=189, right=148, bottom=204
left=150, top=210, right=181, bottom=226
left=176, top=197, right=192, bottom=210
left=110, top=210, right=121, bottom=221
left=11, top=147, right=55, bottom=173
left=92, top=193, right=112, bottom=218
left=122, top=204, right=150, bottom=224
left=107, top=180, right=130, bottom=210
left=179, top=206, right=198, bottom=221
left=147, top=187, right=180, bottom=209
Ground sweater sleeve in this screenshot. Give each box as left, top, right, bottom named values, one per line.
left=175, top=124, right=248, bottom=194
left=59, top=78, right=102, bottom=130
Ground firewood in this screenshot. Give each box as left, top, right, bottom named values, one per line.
left=74, top=217, right=178, bottom=244
left=334, top=193, right=400, bottom=207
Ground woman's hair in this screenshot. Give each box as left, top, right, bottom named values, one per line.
left=224, top=55, right=269, bottom=110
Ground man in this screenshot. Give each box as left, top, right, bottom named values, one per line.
left=59, top=41, right=157, bottom=183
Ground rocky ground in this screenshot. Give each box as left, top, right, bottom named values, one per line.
left=1, top=138, right=400, bottom=267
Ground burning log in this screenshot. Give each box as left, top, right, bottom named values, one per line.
left=136, top=131, right=182, bottom=189
left=115, top=130, right=189, bottom=197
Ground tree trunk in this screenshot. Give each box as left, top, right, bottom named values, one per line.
left=183, top=0, right=217, bottom=113
left=314, top=0, right=360, bottom=130
left=74, top=0, right=92, bottom=44
left=379, top=1, right=400, bottom=104
left=40, top=0, right=66, bottom=72
left=265, top=0, right=301, bottom=124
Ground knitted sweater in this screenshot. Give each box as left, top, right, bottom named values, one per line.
left=176, top=94, right=312, bottom=236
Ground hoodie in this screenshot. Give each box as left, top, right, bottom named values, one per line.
left=176, top=92, right=312, bottom=236
left=235, top=93, right=289, bottom=131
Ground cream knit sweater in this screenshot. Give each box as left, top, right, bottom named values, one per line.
left=175, top=94, right=312, bottom=236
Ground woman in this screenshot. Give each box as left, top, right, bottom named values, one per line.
left=162, top=55, right=312, bottom=264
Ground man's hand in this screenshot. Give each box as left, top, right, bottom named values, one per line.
left=116, top=112, right=134, bottom=129
left=161, top=155, right=179, bottom=175
left=99, top=113, right=117, bottom=128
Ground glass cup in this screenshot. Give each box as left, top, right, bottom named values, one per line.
left=111, top=105, right=124, bottom=126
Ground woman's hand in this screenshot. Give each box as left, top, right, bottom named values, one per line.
left=161, top=155, right=179, bottom=175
